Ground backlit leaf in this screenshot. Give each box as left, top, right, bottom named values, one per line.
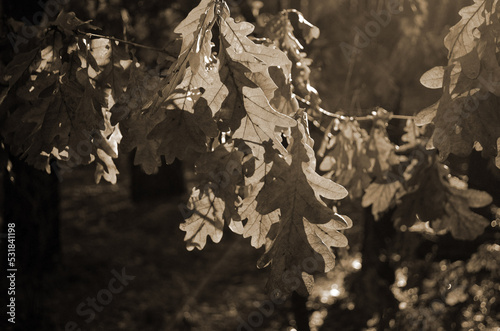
left=393, top=159, right=491, bottom=239
left=362, top=180, right=403, bottom=220
left=420, top=66, right=445, bottom=89
left=256, top=118, right=350, bottom=295
left=420, top=0, right=500, bottom=168
left=180, top=187, right=224, bottom=251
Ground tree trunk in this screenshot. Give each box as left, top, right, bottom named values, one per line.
left=130, top=152, right=186, bottom=203
left=356, top=208, right=398, bottom=330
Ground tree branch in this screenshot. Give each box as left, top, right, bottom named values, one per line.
left=77, top=30, right=178, bottom=59
left=294, top=95, right=415, bottom=121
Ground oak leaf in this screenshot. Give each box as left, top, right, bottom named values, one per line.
left=393, top=159, right=491, bottom=240
left=255, top=119, right=351, bottom=295
left=180, top=187, right=224, bottom=251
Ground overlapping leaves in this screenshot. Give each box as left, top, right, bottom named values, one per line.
left=263, top=9, right=322, bottom=121
left=318, top=112, right=493, bottom=240
left=1, top=0, right=496, bottom=298
left=0, top=12, right=128, bottom=183
left=147, top=1, right=352, bottom=295
left=319, top=109, right=403, bottom=219
left=418, top=0, right=500, bottom=168
left=256, top=116, right=351, bottom=295
left=0, top=8, right=350, bottom=295
left=393, top=156, right=492, bottom=240
left=318, top=119, right=371, bottom=199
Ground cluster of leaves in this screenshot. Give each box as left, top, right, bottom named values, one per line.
left=0, top=13, right=131, bottom=183
left=0, top=1, right=353, bottom=296
left=258, top=6, right=492, bottom=241
left=165, top=0, right=352, bottom=296
left=0, top=0, right=497, bottom=298
left=418, top=0, right=500, bottom=169
left=317, top=109, right=492, bottom=240
left=260, top=9, right=322, bottom=118
left=312, top=0, right=498, bottom=241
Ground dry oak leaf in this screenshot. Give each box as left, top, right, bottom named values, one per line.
left=180, top=187, right=225, bottom=251
left=256, top=120, right=351, bottom=296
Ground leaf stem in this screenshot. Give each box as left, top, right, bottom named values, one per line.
left=391, top=114, right=415, bottom=120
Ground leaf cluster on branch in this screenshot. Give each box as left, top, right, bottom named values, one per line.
left=1, top=13, right=125, bottom=183
left=0, top=1, right=351, bottom=296
left=0, top=0, right=497, bottom=297
left=419, top=0, right=500, bottom=169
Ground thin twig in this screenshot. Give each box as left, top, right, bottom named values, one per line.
left=77, top=30, right=177, bottom=58
left=391, top=114, right=415, bottom=120
left=294, top=95, right=415, bottom=121
left=77, top=31, right=415, bottom=124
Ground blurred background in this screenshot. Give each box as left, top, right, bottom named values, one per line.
left=1, top=0, right=499, bottom=330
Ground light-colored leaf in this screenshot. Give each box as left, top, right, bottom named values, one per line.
left=221, top=16, right=291, bottom=76
left=420, top=66, right=445, bottom=89
left=415, top=101, right=439, bottom=126
left=143, top=0, right=216, bottom=112
left=232, top=86, right=296, bottom=159
left=420, top=0, right=500, bottom=165
left=444, top=0, right=488, bottom=61
left=240, top=149, right=279, bottom=248
left=180, top=187, right=224, bottom=251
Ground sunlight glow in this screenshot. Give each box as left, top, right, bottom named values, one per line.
left=329, top=288, right=340, bottom=297
left=352, top=259, right=362, bottom=270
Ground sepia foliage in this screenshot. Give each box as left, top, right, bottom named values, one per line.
left=0, top=0, right=497, bottom=297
